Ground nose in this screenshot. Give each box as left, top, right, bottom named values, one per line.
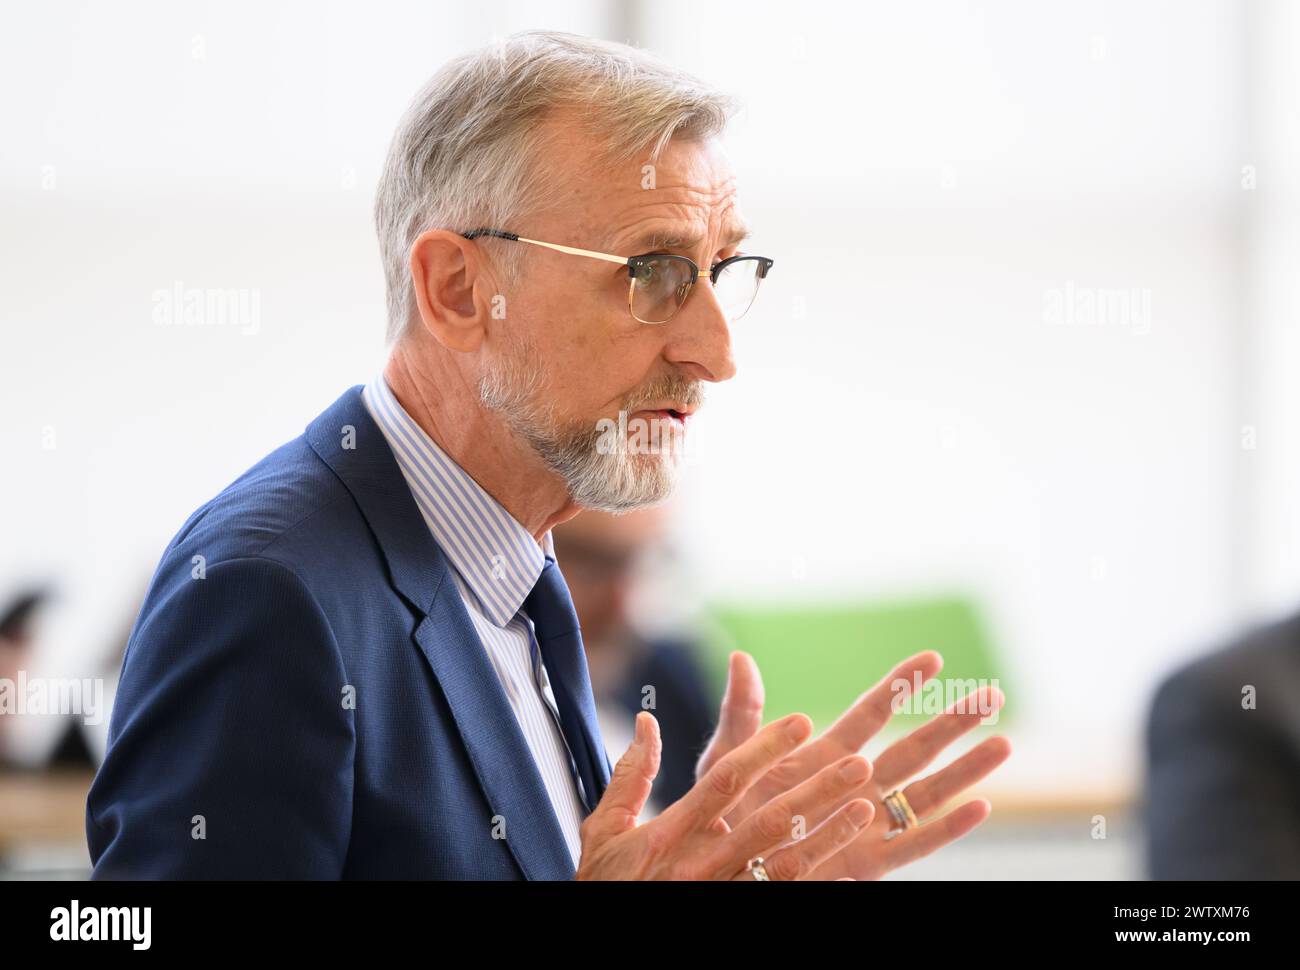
left=661, top=277, right=737, bottom=383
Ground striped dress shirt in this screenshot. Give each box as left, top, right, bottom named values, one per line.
left=361, top=374, right=589, bottom=869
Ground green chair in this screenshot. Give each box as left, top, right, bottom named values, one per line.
left=703, top=593, right=1011, bottom=737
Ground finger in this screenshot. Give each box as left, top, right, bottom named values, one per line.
left=872, top=684, right=1005, bottom=791
left=696, top=651, right=764, bottom=778
left=902, top=735, right=1013, bottom=818
left=667, top=712, right=813, bottom=833
left=581, top=712, right=661, bottom=846
left=818, top=651, right=944, bottom=755
left=880, top=798, right=992, bottom=872
left=713, top=753, right=873, bottom=875
left=730, top=798, right=874, bottom=881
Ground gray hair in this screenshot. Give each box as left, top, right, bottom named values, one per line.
left=373, top=30, right=740, bottom=343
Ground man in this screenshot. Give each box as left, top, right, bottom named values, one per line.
left=87, top=30, right=1010, bottom=880
left=1146, top=608, right=1300, bottom=878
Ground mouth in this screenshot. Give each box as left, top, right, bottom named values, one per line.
left=635, top=406, right=693, bottom=426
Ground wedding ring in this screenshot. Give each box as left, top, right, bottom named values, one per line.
left=883, top=789, right=918, bottom=832
left=746, top=856, right=770, bottom=881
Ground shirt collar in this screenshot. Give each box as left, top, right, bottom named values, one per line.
left=362, top=373, right=550, bottom=626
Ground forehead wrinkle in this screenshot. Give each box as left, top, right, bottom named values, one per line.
left=606, top=190, right=746, bottom=255
left=628, top=223, right=750, bottom=254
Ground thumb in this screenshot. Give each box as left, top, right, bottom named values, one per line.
left=584, top=711, right=661, bottom=844
left=696, top=651, right=764, bottom=778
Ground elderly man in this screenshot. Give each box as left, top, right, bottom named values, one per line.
left=86, top=30, right=1009, bottom=880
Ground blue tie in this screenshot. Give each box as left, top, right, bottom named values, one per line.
left=523, top=556, right=612, bottom=813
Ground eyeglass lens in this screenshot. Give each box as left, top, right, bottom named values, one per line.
left=630, top=256, right=765, bottom=324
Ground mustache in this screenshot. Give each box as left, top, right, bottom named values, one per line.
left=620, top=373, right=705, bottom=413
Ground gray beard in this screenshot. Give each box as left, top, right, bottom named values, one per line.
left=476, top=340, right=682, bottom=514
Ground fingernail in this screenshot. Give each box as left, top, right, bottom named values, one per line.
left=848, top=801, right=872, bottom=828
left=786, top=717, right=809, bottom=742
left=839, top=758, right=869, bottom=784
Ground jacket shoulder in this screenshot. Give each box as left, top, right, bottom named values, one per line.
left=167, top=433, right=355, bottom=567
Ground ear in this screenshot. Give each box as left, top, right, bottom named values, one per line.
left=408, top=229, right=498, bottom=353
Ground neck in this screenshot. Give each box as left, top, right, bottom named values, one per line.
left=382, top=343, right=582, bottom=544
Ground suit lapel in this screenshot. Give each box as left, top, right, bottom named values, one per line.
left=415, top=602, right=577, bottom=880
left=306, top=386, right=578, bottom=880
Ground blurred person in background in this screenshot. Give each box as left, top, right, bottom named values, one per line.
left=0, top=588, right=50, bottom=768
left=1145, top=609, right=1300, bottom=879
left=0, top=586, right=119, bottom=773
left=0, top=586, right=99, bottom=877
left=554, top=506, right=716, bottom=816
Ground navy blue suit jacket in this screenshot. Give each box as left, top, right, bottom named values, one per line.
left=87, top=386, right=608, bottom=879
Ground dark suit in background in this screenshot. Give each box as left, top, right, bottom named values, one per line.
left=1145, top=608, right=1300, bottom=879
left=611, top=636, right=717, bottom=809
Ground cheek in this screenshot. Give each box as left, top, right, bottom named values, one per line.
left=526, top=287, right=668, bottom=412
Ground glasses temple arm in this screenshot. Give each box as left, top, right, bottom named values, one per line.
left=459, top=229, right=627, bottom=267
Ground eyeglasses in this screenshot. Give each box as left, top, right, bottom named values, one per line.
left=459, top=228, right=774, bottom=325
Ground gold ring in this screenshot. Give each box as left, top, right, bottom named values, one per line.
left=746, top=856, right=770, bottom=881
left=883, top=790, right=918, bottom=832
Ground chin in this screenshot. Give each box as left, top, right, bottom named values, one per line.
left=570, top=451, right=680, bottom=513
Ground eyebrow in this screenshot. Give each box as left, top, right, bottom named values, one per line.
left=623, top=224, right=752, bottom=255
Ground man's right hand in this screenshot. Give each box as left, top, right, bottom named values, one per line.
left=575, top=710, right=874, bottom=880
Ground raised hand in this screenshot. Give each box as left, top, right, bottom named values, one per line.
left=576, top=709, right=874, bottom=880
left=695, top=650, right=1012, bottom=880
